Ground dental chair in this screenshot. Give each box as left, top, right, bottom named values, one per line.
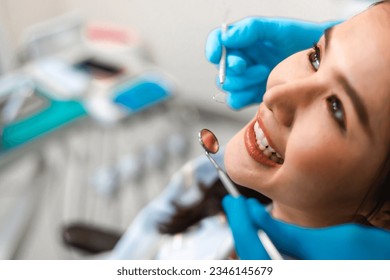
left=62, top=153, right=235, bottom=259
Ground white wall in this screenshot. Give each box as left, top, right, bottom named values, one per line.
left=0, top=0, right=375, bottom=119
left=0, top=0, right=68, bottom=43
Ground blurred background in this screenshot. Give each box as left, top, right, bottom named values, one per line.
left=0, top=0, right=375, bottom=259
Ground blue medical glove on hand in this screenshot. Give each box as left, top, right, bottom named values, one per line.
left=223, top=195, right=390, bottom=260
left=222, top=195, right=271, bottom=260
left=206, top=17, right=338, bottom=109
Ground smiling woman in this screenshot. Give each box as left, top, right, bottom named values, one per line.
left=224, top=1, right=390, bottom=228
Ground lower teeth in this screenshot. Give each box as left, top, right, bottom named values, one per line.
left=263, top=148, right=283, bottom=163
left=270, top=155, right=278, bottom=161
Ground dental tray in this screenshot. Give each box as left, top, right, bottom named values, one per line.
left=112, top=73, right=173, bottom=113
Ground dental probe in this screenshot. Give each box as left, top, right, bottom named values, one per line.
left=219, top=23, right=228, bottom=85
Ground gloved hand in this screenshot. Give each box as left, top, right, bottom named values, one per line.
left=205, top=17, right=338, bottom=109
left=221, top=195, right=271, bottom=260
left=222, top=195, right=390, bottom=260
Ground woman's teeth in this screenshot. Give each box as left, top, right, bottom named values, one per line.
left=254, top=121, right=284, bottom=164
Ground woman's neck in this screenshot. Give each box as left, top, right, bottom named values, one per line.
left=271, top=202, right=355, bottom=228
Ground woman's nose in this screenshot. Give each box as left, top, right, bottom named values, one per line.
left=263, top=78, right=323, bottom=128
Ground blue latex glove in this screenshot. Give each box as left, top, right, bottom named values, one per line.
left=221, top=196, right=271, bottom=260
left=222, top=195, right=390, bottom=260
left=205, top=17, right=338, bottom=109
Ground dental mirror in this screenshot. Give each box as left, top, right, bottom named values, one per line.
left=199, top=129, right=219, bottom=154
left=198, top=128, right=284, bottom=260
left=198, top=129, right=239, bottom=197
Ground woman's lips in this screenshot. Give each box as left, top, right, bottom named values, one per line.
left=244, top=119, right=281, bottom=168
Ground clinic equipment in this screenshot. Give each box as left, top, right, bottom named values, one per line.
left=0, top=12, right=175, bottom=153
left=0, top=80, right=86, bottom=152
left=0, top=75, right=84, bottom=151
left=198, top=128, right=283, bottom=260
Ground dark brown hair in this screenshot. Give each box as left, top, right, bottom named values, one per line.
left=357, top=151, right=390, bottom=228
left=158, top=179, right=271, bottom=235
left=371, top=0, right=390, bottom=7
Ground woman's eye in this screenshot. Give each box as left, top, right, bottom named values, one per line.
left=326, top=95, right=346, bottom=131
left=308, top=44, right=321, bottom=71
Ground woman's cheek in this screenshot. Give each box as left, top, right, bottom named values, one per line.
left=286, top=135, right=355, bottom=202
left=224, top=128, right=247, bottom=184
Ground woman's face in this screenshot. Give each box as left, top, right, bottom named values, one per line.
left=225, top=4, right=390, bottom=226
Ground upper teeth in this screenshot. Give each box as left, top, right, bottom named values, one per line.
left=254, top=121, right=284, bottom=164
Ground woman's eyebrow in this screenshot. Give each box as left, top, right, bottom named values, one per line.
left=324, top=26, right=370, bottom=131
left=324, top=27, right=334, bottom=51
left=336, top=76, right=369, bottom=129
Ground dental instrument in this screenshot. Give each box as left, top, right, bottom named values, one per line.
left=198, top=128, right=283, bottom=260
left=198, top=129, right=239, bottom=197
left=213, top=22, right=228, bottom=103
left=218, top=23, right=228, bottom=85
left=213, top=23, right=228, bottom=103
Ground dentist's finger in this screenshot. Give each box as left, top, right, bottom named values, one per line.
left=221, top=64, right=269, bottom=92
left=222, top=17, right=318, bottom=48
left=226, top=54, right=247, bottom=74
left=205, top=28, right=223, bottom=64
left=226, top=86, right=262, bottom=110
